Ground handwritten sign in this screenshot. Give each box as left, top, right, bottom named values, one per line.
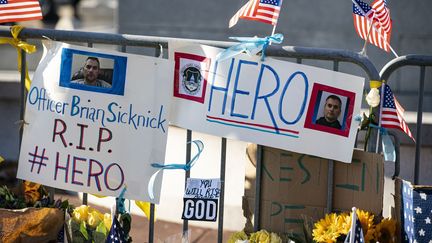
left=169, top=43, right=364, bottom=163
left=17, top=42, right=174, bottom=203
left=182, top=178, right=220, bottom=221
left=244, top=145, right=384, bottom=236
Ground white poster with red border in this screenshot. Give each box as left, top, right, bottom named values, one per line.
left=169, top=43, right=364, bottom=163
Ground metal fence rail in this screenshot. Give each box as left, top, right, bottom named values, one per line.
left=1, top=26, right=382, bottom=243
left=380, top=55, right=432, bottom=185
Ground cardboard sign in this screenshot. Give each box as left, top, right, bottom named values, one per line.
left=182, top=178, right=220, bottom=221
left=244, top=144, right=384, bottom=237
left=169, top=44, right=364, bottom=163
left=17, top=42, right=174, bottom=203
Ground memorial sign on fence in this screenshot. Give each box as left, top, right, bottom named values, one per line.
left=17, top=42, right=174, bottom=203
left=169, top=43, right=365, bottom=163
left=182, top=178, right=221, bottom=221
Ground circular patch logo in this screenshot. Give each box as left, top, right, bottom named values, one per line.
left=181, top=64, right=202, bottom=95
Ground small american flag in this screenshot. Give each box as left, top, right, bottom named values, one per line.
left=344, top=216, right=365, bottom=243
left=381, top=84, right=415, bottom=141
left=371, top=0, right=392, bottom=34
left=229, top=0, right=282, bottom=28
left=106, top=217, right=127, bottom=243
left=0, top=0, right=42, bottom=24
left=352, top=0, right=391, bottom=52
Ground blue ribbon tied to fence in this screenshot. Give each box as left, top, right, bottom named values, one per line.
left=116, top=186, right=128, bottom=214
left=147, top=140, right=204, bottom=200
left=369, top=124, right=396, bottom=162
left=216, top=33, right=284, bottom=62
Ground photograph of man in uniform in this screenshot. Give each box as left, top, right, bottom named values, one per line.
left=315, top=95, right=342, bottom=129
left=71, top=57, right=112, bottom=88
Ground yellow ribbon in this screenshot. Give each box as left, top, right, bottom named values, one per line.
left=0, top=25, right=36, bottom=91
left=89, top=193, right=155, bottom=221
left=0, top=155, right=4, bottom=164
left=135, top=200, right=156, bottom=222
left=369, top=80, right=382, bottom=89
left=90, top=193, right=106, bottom=198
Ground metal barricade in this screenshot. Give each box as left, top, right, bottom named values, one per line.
left=380, top=55, right=432, bottom=184
left=0, top=26, right=381, bottom=243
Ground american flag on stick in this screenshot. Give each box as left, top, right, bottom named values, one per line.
left=0, top=0, right=42, bottom=23
left=344, top=208, right=365, bottom=243
left=352, top=0, right=392, bottom=53
left=229, top=0, right=282, bottom=28
left=371, top=0, right=392, bottom=34
left=380, top=83, right=415, bottom=142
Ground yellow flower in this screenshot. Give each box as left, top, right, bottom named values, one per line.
left=374, top=218, right=396, bottom=243
left=270, top=232, right=282, bottom=243
left=227, top=230, right=248, bottom=243
left=356, top=209, right=376, bottom=242
left=104, top=213, right=112, bottom=230
left=339, top=213, right=352, bottom=235
left=313, top=213, right=344, bottom=243
left=87, top=208, right=104, bottom=228
left=72, top=205, right=90, bottom=223
left=250, top=230, right=270, bottom=243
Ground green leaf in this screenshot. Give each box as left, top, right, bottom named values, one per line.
left=60, top=199, right=70, bottom=209
left=93, top=231, right=107, bottom=243
left=80, top=221, right=89, bottom=240
left=96, top=221, right=107, bottom=235
left=66, top=219, right=87, bottom=243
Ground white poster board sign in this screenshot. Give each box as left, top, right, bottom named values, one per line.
left=169, top=44, right=364, bottom=163
left=182, top=178, right=220, bottom=221
left=17, top=42, right=173, bottom=203
left=184, top=178, right=221, bottom=199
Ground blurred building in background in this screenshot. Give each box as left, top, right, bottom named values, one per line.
left=0, top=0, right=431, bottom=232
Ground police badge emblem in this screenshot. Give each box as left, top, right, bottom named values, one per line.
left=181, top=64, right=202, bottom=95
left=173, top=52, right=210, bottom=103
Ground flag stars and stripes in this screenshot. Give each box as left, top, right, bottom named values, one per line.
left=415, top=206, right=422, bottom=214
left=425, top=217, right=431, bottom=224
left=0, top=0, right=43, bottom=23
left=261, top=0, right=278, bottom=5
left=420, top=193, right=427, bottom=200
left=344, top=215, right=365, bottom=243
left=352, top=0, right=392, bottom=52
left=229, top=0, right=282, bottom=27
left=381, top=84, right=415, bottom=141
left=419, top=229, right=425, bottom=236
left=353, top=0, right=373, bottom=17
left=106, top=217, right=127, bottom=243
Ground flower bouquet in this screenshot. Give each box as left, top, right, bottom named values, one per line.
left=228, top=229, right=283, bottom=243
left=65, top=204, right=132, bottom=243
left=65, top=205, right=110, bottom=243
left=0, top=182, right=67, bottom=242
left=312, top=208, right=396, bottom=243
